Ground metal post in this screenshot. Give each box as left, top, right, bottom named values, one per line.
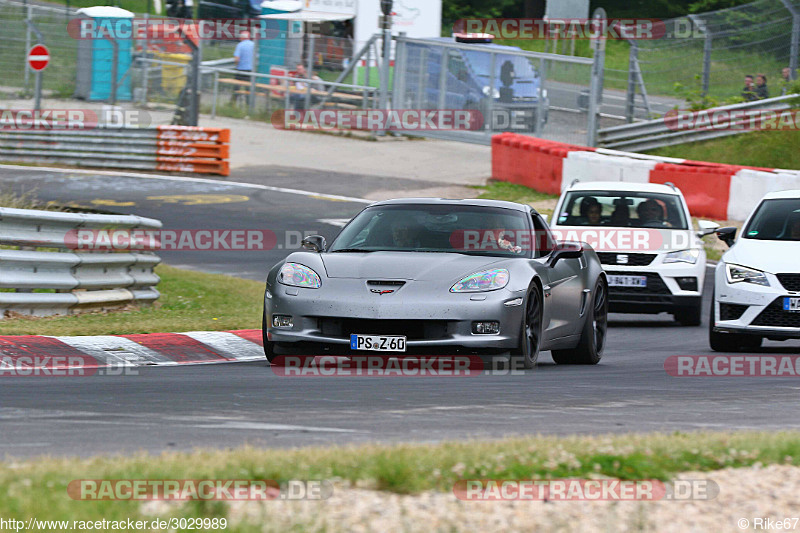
left=142, top=13, right=150, bottom=104
left=587, top=7, right=606, bottom=146
left=24, top=5, right=32, bottom=89
left=25, top=19, right=44, bottom=111
left=625, top=40, right=638, bottom=123
left=379, top=17, right=392, bottom=111
left=109, top=37, right=119, bottom=105
left=249, top=30, right=259, bottom=114
left=179, top=30, right=199, bottom=126
left=535, top=58, right=546, bottom=137
left=417, top=48, right=427, bottom=109
left=486, top=52, right=496, bottom=133
left=212, top=69, right=218, bottom=119
left=702, top=32, right=712, bottom=97
left=437, top=48, right=448, bottom=111
left=365, top=42, right=372, bottom=89
left=781, top=0, right=799, bottom=80
left=305, top=32, right=315, bottom=110
left=392, top=33, right=406, bottom=109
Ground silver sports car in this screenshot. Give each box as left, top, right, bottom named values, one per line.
left=262, top=199, right=609, bottom=367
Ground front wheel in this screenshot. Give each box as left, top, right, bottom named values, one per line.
left=511, top=285, right=542, bottom=369
left=552, top=278, right=608, bottom=365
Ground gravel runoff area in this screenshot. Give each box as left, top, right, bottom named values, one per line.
left=138, top=464, right=799, bottom=532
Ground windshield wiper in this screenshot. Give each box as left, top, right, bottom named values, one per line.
left=329, top=248, right=376, bottom=253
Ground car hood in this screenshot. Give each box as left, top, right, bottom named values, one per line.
left=723, top=239, right=800, bottom=273
left=320, top=252, right=505, bottom=281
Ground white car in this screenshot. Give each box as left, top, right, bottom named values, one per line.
left=552, top=181, right=718, bottom=326
left=710, top=189, right=800, bottom=351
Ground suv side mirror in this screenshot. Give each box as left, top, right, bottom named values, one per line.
left=547, top=241, right=583, bottom=268
left=715, top=227, right=737, bottom=247
left=302, top=235, right=326, bottom=253
left=697, top=219, right=720, bottom=237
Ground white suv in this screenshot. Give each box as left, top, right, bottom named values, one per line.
left=552, top=181, right=718, bottom=326
left=710, top=190, right=800, bottom=351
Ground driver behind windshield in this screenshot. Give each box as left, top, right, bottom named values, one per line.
left=636, top=198, right=672, bottom=228
left=579, top=197, right=602, bottom=225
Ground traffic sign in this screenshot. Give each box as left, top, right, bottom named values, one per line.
left=27, top=44, right=50, bottom=72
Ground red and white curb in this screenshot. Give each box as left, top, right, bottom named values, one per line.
left=0, top=330, right=264, bottom=370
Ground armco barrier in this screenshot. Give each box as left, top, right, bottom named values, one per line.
left=0, top=207, right=162, bottom=318
left=0, top=126, right=230, bottom=176
left=492, top=132, right=800, bottom=221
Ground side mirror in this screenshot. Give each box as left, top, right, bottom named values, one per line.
left=715, top=227, right=737, bottom=247
left=301, top=235, right=326, bottom=253
left=547, top=241, right=583, bottom=268
left=697, top=219, right=720, bottom=237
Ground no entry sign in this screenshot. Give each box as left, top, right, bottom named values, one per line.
left=27, top=44, right=50, bottom=71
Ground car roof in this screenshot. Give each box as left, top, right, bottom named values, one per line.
left=368, top=198, right=531, bottom=212
left=564, top=181, right=682, bottom=195
left=762, top=189, right=800, bottom=200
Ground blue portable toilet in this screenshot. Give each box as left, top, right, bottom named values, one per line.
left=74, top=6, right=134, bottom=101
left=258, top=0, right=303, bottom=75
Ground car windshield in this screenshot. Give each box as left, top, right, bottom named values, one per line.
left=328, top=204, right=532, bottom=257
left=556, top=191, right=689, bottom=229
left=743, top=198, right=800, bottom=240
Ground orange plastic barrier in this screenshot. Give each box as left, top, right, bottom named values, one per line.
left=649, top=163, right=734, bottom=220
left=155, top=126, right=230, bottom=176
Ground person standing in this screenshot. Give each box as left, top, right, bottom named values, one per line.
left=782, top=67, right=793, bottom=95
left=742, top=74, right=758, bottom=102
left=233, top=31, right=254, bottom=82
left=755, top=74, right=769, bottom=100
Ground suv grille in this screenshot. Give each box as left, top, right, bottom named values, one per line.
left=752, top=298, right=800, bottom=328
left=719, top=303, right=748, bottom=321
left=606, top=271, right=671, bottom=294
left=777, top=274, right=800, bottom=292
left=596, top=253, right=655, bottom=266
left=317, top=318, right=450, bottom=340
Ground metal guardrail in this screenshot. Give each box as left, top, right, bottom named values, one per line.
left=0, top=125, right=230, bottom=176
left=597, top=94, right=798, bottom=152
left=0, top=207, right=162, bottom=318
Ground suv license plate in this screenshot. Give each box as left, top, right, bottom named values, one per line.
left=350, top=335, right=407, bottom=352
left=608, top=275, right=647, bottom=288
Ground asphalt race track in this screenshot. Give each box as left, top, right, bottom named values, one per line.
left=1, top=167, right=800, bottom=459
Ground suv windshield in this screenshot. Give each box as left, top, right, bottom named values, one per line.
left=329, top=204, right=533, bottom=257
left=556, top=191, right=689, bottom=230
left=743, top=198, right=800, bottom=240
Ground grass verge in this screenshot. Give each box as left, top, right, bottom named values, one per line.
left=647, top=129, right=800, bottom=170
left=0, top=264, right=263, bottom=336
left=2, top=431, right=800, bottom=528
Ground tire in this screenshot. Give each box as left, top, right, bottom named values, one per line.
left=708, top=292, right=762, bottom=351
left=675, top=302, right=702, bottom=327
left=511, top=284, right=543, bottom=369
left=552, top=278, right=608, bottom=365
left=262, top=311, right=278, bottom=364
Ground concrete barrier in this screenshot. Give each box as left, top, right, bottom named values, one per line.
left=492, top=132, right=800, bottom=220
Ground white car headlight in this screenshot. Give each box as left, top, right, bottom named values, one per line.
left=664, top=249, right=700, bottom=264
left=278, top=263, right=321, bottom=289
left=725, top=263, right=769, bottom=287
left=451, top=269, right=509, bottom=293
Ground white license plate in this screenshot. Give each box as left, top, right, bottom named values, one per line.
left=350, top=334, right=407, bottom=352
left=608, top=275, right=647, bottom=288
left=784, top=297, right=800, bottom=312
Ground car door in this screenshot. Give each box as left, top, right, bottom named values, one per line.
left=532, top=213, right=585, bottom=340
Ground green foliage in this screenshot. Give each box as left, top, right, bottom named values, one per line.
left=443, top=0, right=518, bottom=21
left=673, top=75, right=746, bottom=111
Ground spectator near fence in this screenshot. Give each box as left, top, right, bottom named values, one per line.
left=782, top=67, right=792, bottom=96
left=755, top=74, right=769, bottom=99
left=289, top=64, right=323, bottom=110
left=233, top=31, right=254, bottom=82
left=742, top=75, right=758, bottom=102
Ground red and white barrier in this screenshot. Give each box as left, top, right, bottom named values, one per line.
left=492, top=133, right=800, bottom=221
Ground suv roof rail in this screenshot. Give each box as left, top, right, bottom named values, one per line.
left=664, top=181, right=678, bottom=191
left=570, top=179, right=580, bottom=188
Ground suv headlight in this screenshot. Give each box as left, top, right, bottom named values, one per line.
left=278, top=263, right=321, bottom=289
left=725, top=263, right=769, bottom=287
left=451, top=269, right=509, bottom=293
left=664, top=249, right=700, bottom=264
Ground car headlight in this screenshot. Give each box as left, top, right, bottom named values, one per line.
left=482, top=85, right=500, bottom=99
left=664, top=249, right=700, bottom=264
left=278, top=263, right=321, bottom=289
left=450, top=268, right=509, bottom=293
left=725, top=263, right=769, bottom=287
